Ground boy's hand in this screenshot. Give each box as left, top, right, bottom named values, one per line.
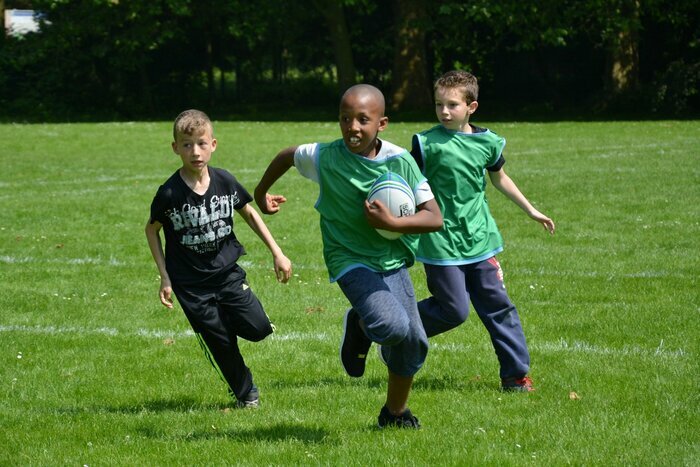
left=273, top=254, right=292, bottom=283
left=159, top=279, right=174, bottom=308
left=364, top=199, right=396, bottom=230
left=529, top=209, right=556, bottom=234
left=259, top=193, right=287, bottom=214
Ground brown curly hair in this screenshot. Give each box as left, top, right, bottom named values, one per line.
left=434, top=70, right=479, bottom=104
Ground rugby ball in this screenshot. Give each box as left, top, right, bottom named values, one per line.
left=367, top=172, right=416, bottom=240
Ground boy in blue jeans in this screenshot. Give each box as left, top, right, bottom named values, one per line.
left=411, top=71, right=555, bottom=392
left=255, top=84, right=443, bottom=428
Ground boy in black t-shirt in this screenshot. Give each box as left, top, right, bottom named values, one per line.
left=145, top=109, right=292, bottom=407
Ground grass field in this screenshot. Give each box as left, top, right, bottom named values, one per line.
left=1, top=119, right=698, bottom=465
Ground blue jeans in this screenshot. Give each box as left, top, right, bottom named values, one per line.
left=418, top=258, right=530, bottom=379
left=337, top=267, right=428, bottom=377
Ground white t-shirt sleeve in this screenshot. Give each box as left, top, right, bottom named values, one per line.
left=377, top=139, right=434, bottom=205
left=415, top=180, right=434, bottom=206
left=294, top=143, right=320, bottom=183
left=294, top=140, right=432, bottom=203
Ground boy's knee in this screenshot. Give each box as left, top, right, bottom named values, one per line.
left=432, top=301, right=469, bottom=328
left=421, top=297, right=470, bottom=327
left=239, top=322, right=273, bottom=342
left=445, top=308, right=469, bottom=327
left=371, top=317, right=410, bottom=346
left=385, top=329, right=429, bottom=376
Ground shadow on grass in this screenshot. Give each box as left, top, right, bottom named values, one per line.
left=136, top=422, right=329, bottom=444
left=56, top=396, right=223, bottom=415
left=413, top=373, right=495, bottom=392
left=55, top=398, right=330, bottom=442
left=54, top=373, right=495, bottom=421
left=262, top=375, right=386, bottom=390
left=262, top=371, right=496, bottom=392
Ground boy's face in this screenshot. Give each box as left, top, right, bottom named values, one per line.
left=339, top=93, right=388, bottom=157
left=171, top=127, right=217, bottom=173
left=434, top=86, right=478, bottom=132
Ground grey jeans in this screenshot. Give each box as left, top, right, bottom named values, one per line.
left=337, top=267, right=428, bottom=377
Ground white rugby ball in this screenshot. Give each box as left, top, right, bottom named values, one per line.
left=367, top=172, right=416, bottom=240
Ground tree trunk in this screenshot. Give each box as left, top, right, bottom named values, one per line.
left=314, top=0, right=356, bottom=91
left=390, top=0, right=431, bottom=112
left=139, top=61, right=153, bottom=115
left=219, top=70, right=226, bottom=100
left=206, top=38, right=215, bottom=108
left=607, top=0, right=640, bottom=94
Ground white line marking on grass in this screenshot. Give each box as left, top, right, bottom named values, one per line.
left=268, top=331, right=331, bottom=342
left=237, top=260, right=327, bottom=272
left=0, top=324, right=329, bottom=342
left=0, top=324, right=195, bottom=339
left=430, top=339, right=687, bottom=360
left=0, top=324, right=122, bottom=337
left=535, top=338, right=687, bottom=359
left=511, top=142, right=682, bottom=158
left=2, top=170, right=262, bottom=192
left=0, top=256, right=328, bottom=271
left=1, top=325, right=686, bottom=360
left=513, top=267, right=691, bottom=280
left=0, top=255, right=124, bottom=266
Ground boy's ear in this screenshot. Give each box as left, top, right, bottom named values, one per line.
left=171, top=141, right=178, bottom=153
left=211, top=138, right=217, bottom=151
left=378, top=116, right=389, bottom=132
left=468, top=101, right=479, bottom=115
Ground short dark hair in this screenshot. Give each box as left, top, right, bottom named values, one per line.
left=340, top=84, right=386, bottom=116
left=434, top=70, right=479, bottom=103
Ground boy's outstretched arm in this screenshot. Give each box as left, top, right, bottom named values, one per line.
left=365, top=198, right=443, bottom=234
left=488, top=168, right=556, bottom=234
left=254, top=147, right=297, bottom=214
left=144, top=220, right=175, bottom=308
left=236, top=203, right=292, bottom=283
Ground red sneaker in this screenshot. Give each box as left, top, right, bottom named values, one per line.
left=501, top=375, right=535, bottom=392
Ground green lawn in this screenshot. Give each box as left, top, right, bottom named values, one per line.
left=1, top=120, right=698, bottom=465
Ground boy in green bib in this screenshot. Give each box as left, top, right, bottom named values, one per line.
left=255, top=84, right=443, bottom=428
left=411, top=71, right=555, bottom=392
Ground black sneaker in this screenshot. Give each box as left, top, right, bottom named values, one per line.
left=340, top=308, right=372, bottom=377
left=377, top=406, right=421, bottom=429
left=235, top=384, right=260, bottom=408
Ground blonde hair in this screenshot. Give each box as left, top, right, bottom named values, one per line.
left=435, top=70, right=479, bottom=103
left=173, top=109, right=213, bottom=140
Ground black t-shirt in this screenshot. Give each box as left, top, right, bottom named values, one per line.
left=150, top=166, right=252, bottom=285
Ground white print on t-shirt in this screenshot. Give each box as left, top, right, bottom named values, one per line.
left=165, top=193, right=240, bottom=253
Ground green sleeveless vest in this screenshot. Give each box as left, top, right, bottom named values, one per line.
left=315, top=139, right=423, bottom=281
left=415, top=125, right=505, bottom=264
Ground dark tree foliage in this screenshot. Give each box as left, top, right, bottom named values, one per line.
left=0, top=0, right=697, bottom=121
